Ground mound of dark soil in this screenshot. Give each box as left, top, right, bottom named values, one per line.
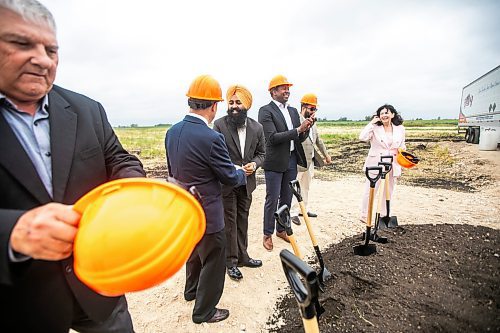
left=269, top=224, right=500, bottom=332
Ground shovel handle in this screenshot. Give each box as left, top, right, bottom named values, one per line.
left=289, top=180, right=303, bottom=202
left=289, top=235, right=303, bottom=259
left=380, top=155, right=393, bottom=164
left=280, top=249, right=320, bottom=326
left=365, top=166, right=383, bottom=188
left=378, top=162, right=392, bottom=178
left=275, top=204, right=292, bottom=234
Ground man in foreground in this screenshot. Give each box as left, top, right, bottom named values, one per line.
left=0, top=1, right=145, bottom=331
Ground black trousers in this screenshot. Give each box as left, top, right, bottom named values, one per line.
left=2, top=292, right=133, bottom=333
left=184, top=230, right=226, bottom=323
left=72, top=296, right=134, bottom=333
left=223, top=185, right=252, bottom=267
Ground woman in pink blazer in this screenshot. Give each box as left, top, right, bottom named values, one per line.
left=359, top=104, right=406, bottom=222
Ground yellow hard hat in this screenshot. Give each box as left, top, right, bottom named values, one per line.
left=268, top=74, right=293, bottom=91
left=73, top=178, right=205, bottom=296
left=396, top=148, right=419, bottom=169
left=186, top=74, right=224, bottom=101
left=300, top=93, right=318, bottom=107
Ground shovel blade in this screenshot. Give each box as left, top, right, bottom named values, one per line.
left=317, top=267, right=332, bottom=292
left=353, top=243, right=376, bottom=256
left=321, top=267, right=332, bottom=282
left=388, top=216, right=398, bottom=228
left=371, top=233, right=388, bottom=244
left=379, top=216, right=398, bottom=229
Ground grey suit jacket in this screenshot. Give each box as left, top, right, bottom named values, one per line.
left=213, top=116, right=265, bottom=196
left=0, top=85, right=145, bottom=326
left=298, top=119, right=329, bottom=172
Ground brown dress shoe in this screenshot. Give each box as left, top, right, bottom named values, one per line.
left=276, top=230, right=290, bottom=243
left=263, top=235, right=273, bottom=251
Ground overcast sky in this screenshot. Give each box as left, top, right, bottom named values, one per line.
left=43, top=0, right=500, bottom=126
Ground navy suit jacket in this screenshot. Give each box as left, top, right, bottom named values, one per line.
left=0, top=85, right=145, bottom=326
left=165, top=115, right=246, bottom=234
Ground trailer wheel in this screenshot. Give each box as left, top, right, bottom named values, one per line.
left=465, top=128, right=472, bottom=143
left=472, top=128, right=480, bottom=144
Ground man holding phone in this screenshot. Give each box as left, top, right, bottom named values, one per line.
left=257, top=75, right=313, bottom=251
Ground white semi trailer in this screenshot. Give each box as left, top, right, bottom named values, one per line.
left=458, top=65, right=500, bottom=145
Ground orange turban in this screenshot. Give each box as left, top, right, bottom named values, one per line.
left=226, top=85, right=253, bottom=110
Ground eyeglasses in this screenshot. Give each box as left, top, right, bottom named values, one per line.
left=307, top=107, right=317, bottom=112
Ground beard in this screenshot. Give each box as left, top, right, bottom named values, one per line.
left=227, top=108, right=248, bottom=129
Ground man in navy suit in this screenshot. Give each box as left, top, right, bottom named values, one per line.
left=258, top=75, right=313, bottom=251
left=165, top=75, right=246, bottom=324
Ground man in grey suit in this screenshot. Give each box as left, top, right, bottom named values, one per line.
left=258, top=75, right=313, bottom=251
left=290, top=93, right=332, bottom=225
left=213, top=85, right=265, bottom=281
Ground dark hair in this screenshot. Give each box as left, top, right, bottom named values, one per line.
left=188, top=98, right=215, bottom=110
left=374, top=104, right=403, bottom=126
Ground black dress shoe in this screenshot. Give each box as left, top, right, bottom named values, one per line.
left=299, top=212, right=317, bottom=218
left=206, top=308, right=230, bottom=323
left=238, top=258, right=262, bottom=268
left=227, top=266, right=243, bottom=280
left=291, top=216, right=301, bottom=225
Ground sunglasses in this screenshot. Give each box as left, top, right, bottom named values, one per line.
left=307, top=107, right=317, bottom=112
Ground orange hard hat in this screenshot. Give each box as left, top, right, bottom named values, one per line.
left=300, top=93, right=318, bottom=107
left=72, top=178, right=205, bottom=296
left=396, top=148, right=419, bottom=169
left=268, top=74, right=293, bottom=91
left=186, top=74, right=224, bottom=101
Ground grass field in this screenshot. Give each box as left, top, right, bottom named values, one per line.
left=114, top=119, right=462, bottom=161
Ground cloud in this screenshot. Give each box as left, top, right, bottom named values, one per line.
left=44, top=0, right=500, bottom=125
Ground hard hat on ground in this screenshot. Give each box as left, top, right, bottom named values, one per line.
left=268, top=74, right=293, bottom=91
left=186, top=74, right=224, bottom=101
left=300, top=93, right=318, bottom=107
left=396, top=148, right=419, bottom=168
left=73, top=178, right=206, bottom=296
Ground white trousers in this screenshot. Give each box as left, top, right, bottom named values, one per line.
left=360, top=169, right=397, bottom=222
left=291, top=162, right=315, bottom=216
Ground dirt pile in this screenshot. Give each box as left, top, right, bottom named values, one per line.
left=269, top=224, right=500, bottom=333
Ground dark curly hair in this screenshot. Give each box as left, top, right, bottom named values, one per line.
left=374, top=104, right=403, bottom=126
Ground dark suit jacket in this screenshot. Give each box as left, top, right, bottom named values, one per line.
left=213, top=116, right=265, bottom=196
left=0, top=85, right=145, bottom=326
left=165, top=115, right=246, bottom=234
left=258, top=101, right=308, bottom=172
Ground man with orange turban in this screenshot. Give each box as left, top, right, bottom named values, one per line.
left=213, top=85, right=266, bottom=281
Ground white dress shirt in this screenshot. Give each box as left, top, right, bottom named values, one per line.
left=272, top=100, right=294, bottom=151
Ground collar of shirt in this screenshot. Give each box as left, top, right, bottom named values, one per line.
left=0, top=93, right=49, bottom=114
left=272, top=99, right=289, bottom=110
left=188, top=112, right=209, bottom=126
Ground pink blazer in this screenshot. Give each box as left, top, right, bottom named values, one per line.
left=359, top=123, right=406, bottom=177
